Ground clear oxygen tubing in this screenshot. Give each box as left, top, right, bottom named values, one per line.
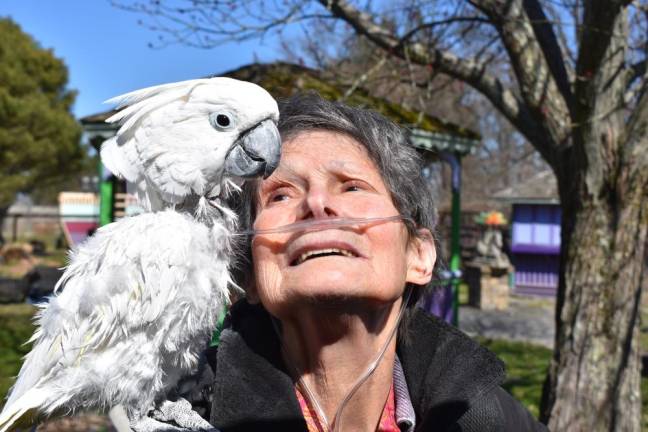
left=330, top=286, right=413, bottom=432
left=236, top=215, right=411, bottom=237
left=253, top=214, right=414, bottom=430
left=272, top=287, right=413, bottom=432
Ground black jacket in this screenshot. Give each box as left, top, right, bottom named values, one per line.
left=199, top=300, right=548, bottom=432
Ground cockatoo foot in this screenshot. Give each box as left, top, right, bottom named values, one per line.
left=131, top=415, right=189, bottom=432
left=149, top=398, right=217, bottom=431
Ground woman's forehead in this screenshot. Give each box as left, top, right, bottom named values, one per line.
left=278, top=130, right=376, bottom=173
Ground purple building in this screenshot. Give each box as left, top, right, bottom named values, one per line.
left=494, top=171, right=560, bottom=297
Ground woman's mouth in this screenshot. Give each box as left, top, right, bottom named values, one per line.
left=291, top=247, right=358, bottom=266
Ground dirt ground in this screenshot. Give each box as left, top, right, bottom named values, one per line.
left=459, top=295, right=555, bottom=347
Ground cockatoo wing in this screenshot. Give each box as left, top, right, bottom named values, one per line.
left=2, top=76, right=280, bottom=432
left=1, top=211, right=231, bottom=429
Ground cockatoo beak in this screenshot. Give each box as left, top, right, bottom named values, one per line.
left=224, top=119, right=281, bottom=179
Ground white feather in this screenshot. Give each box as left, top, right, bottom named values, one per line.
left=0, top=76, right=279, bottom=429
left=0, top=388, right=49, bottom=432
left=4, top=211, right=233, bottom=420
left=105, top=79, right=209, bottom=110
left=100, top=137, right=139, bottom=182
left=99, top=76, right=278, bottom=210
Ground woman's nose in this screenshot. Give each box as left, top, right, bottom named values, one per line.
left=303, top=187, right=338, bottom=219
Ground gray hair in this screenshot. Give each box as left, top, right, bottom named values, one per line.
left=231, top=93, right=439, bottom=325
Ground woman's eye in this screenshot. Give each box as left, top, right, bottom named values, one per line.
left=343, top=182, right=363, bottom=192
left=267, top=190, right=291, bottom=203
left=271, top=194, right=288, bottom=202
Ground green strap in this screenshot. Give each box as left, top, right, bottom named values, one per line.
left=209, top=306, right=228, bottom=347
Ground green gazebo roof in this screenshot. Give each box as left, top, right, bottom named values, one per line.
left=81, top=62, right=480, bottom=155
left=222, top=62, right=480, bottom=150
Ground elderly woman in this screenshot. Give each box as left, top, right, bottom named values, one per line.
left=203, top=94, right=545, bottom=432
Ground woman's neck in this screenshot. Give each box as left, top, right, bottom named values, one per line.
left=279, top=299, right=402, bottom=431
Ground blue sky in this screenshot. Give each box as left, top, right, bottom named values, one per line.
left=2, top=1, right=285, bottom=118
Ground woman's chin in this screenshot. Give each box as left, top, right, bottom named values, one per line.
left=259, top=258, right=407, bottom=316
left=272, top=284, right=402, bottom=315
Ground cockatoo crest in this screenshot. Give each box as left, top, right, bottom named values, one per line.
left=100, top=77, right=280, bottom=210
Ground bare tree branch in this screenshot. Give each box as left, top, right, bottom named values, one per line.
left=468, top=0, right=571, bottom=150
left=316, top=0, right=558, bottom=162
left=341, top=55, right=387, bottom=100
left=398, top=16, right=491, bottom=45
left=623, top=80, right=648, bottom=180
left=570, top=3, right=629, bottom=193
left=574, top=0, right=629, bottom=119
left=522, top=0, right=574, bottom=112
left=627, top=59, right=647, bottom=87
left=541, top=1, right=578, bottom=77
left=111, top=0, right=333, bottom=47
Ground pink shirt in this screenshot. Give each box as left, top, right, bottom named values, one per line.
left=295, top=383, right=401, bottom=432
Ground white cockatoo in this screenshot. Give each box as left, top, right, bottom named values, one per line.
left=0, top=77, right=280, bottom=431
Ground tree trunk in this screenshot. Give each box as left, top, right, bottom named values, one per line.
left=538, top=4, right=648, bottom=428
left=540, top=151, right=647, bottom=431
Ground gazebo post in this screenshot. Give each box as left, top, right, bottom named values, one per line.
left=440, top=151, right=462, bottom=326
left=98, top=165, right=114, bottom=227
left=87, top=131, right=117, bottom=227
left=410, top=129, right=476, bottom=326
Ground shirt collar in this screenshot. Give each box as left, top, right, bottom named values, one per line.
left=393, top=355, right=416, bottom=432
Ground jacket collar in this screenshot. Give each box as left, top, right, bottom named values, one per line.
left=209, top=300, right=504, bottom=432
left=398, top=309, right=505, bottom=430
left=209, top=300, right=306, bottom=431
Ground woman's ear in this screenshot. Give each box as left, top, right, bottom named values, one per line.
left=406, top=228, right=436, bottom=286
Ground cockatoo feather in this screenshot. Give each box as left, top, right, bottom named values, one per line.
left=101, top=77, right=278, bottom=209
left=0, top=77, right=280, bottom=431
left=4, top=212, right=232, bottom=420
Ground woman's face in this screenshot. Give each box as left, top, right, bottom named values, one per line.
left=250, top=130, right=433, bottom=317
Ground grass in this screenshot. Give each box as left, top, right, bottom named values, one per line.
left=0, top=302, right=646, bottom=428
left=0, top=303, right=36, bottom=405
left=478, top=337, right=550, bottom=418
left=0, top=233, right=67, bottom=405
left=479, top=336, right=648, bottom=430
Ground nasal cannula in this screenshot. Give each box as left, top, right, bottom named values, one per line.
left=237, top=215, right=411, bottom=236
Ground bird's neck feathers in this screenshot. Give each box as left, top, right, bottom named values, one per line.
left=136, top=176, right=240, bottom=232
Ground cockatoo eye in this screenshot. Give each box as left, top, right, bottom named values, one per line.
left=216, top=114, right=230, bottom=127
left=209, top=112, right=235, bottom=131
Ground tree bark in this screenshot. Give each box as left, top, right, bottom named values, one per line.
left=314, top=2, right=648, bottom=429
left=130, top=0, right=648, bottom=428
left=540, top=6, right=647, bottom=429
left=541, top=168, right=647, bottom=430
